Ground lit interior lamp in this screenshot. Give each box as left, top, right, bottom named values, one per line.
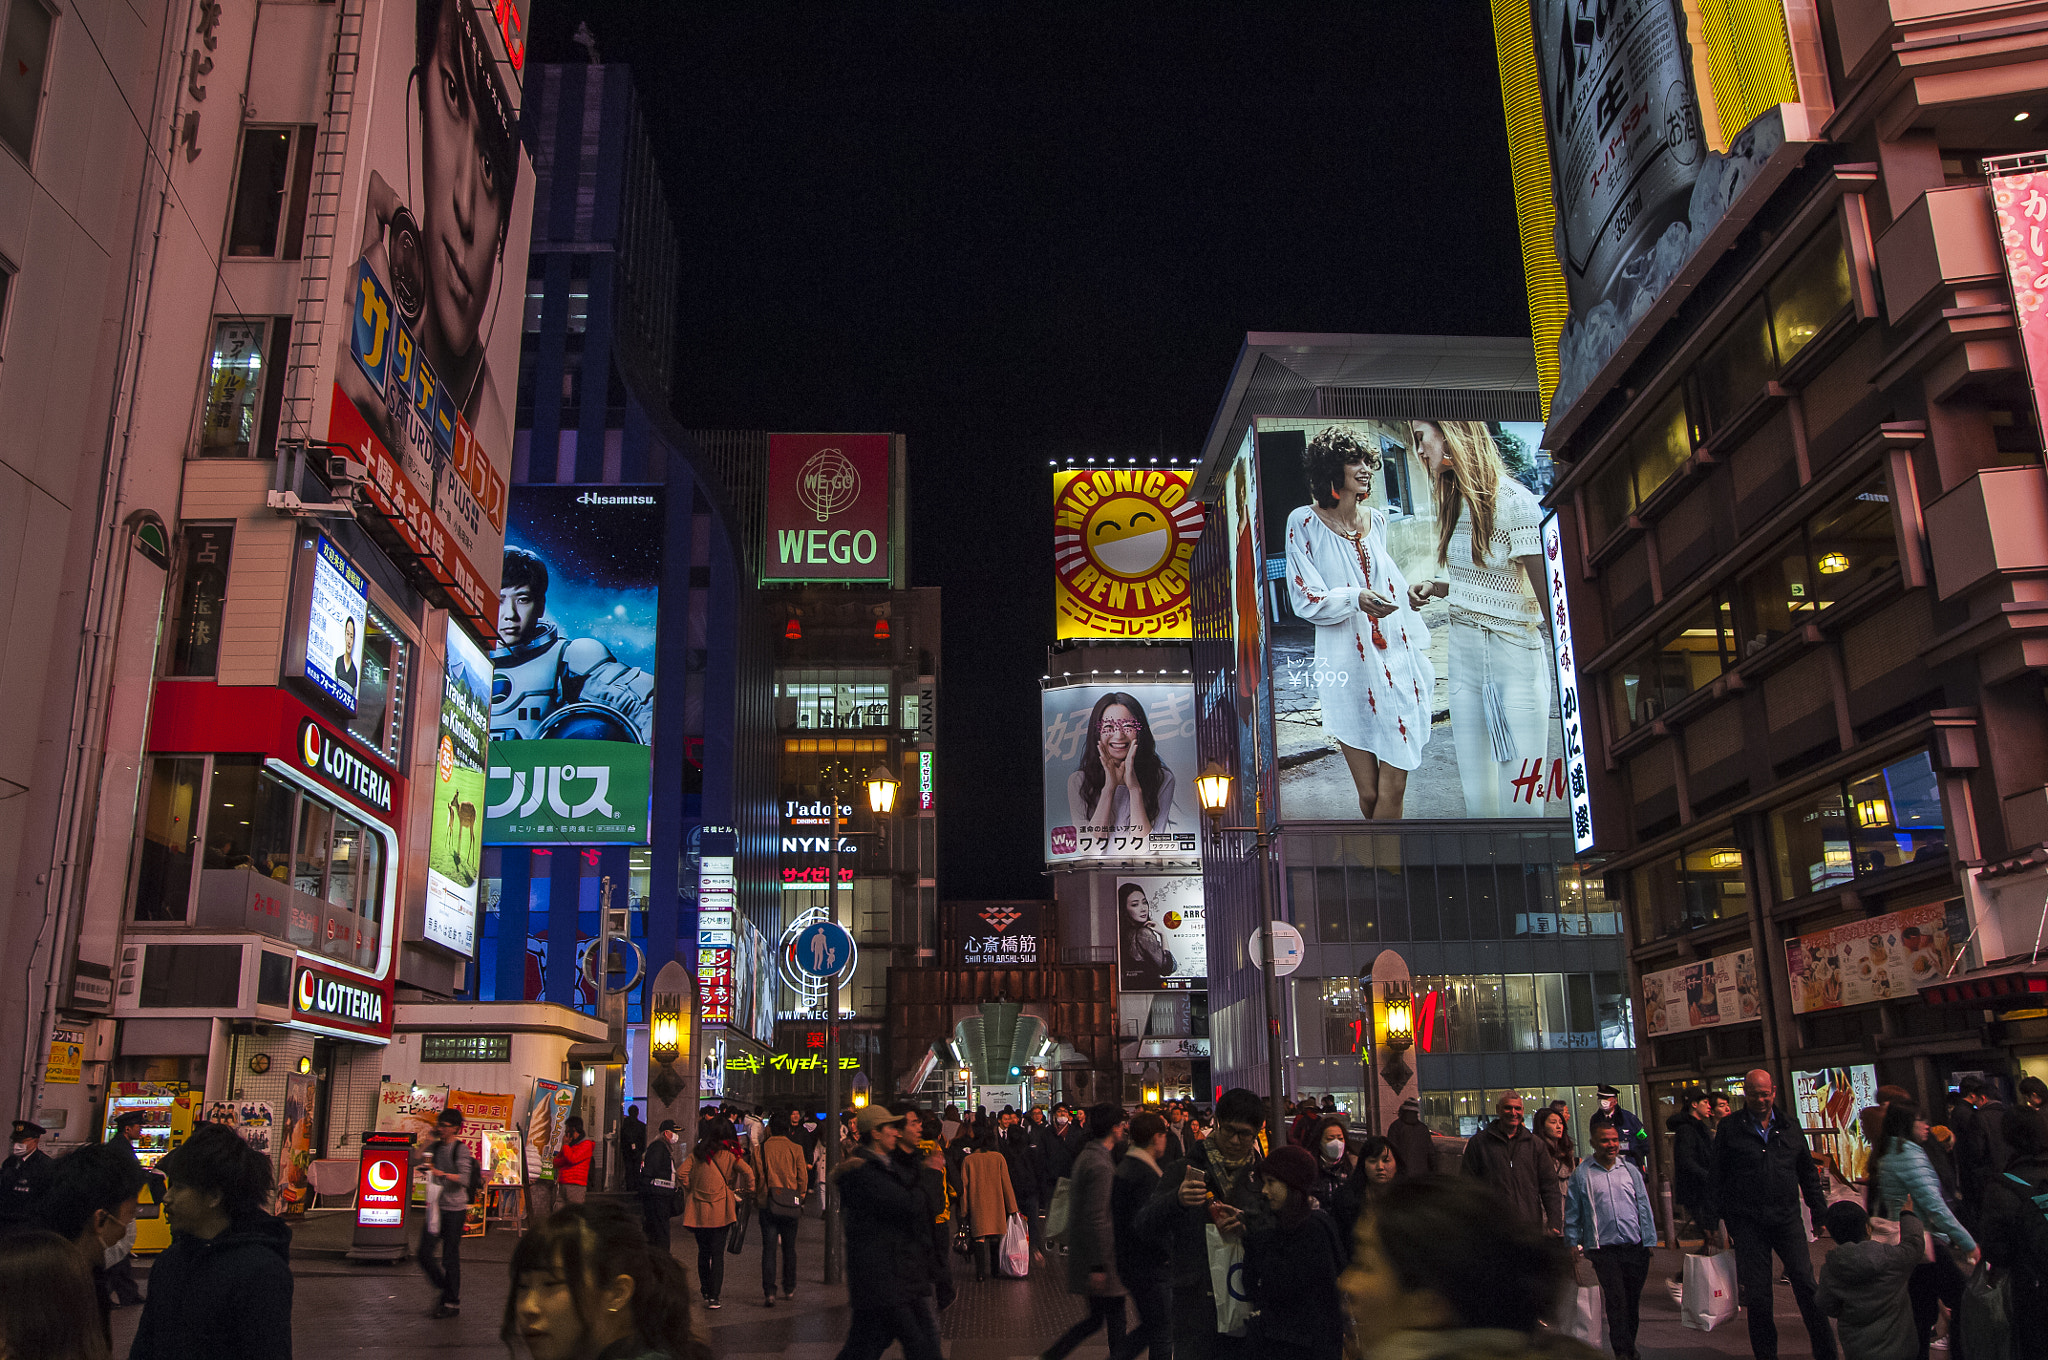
left=865, top=765, right=900, bottom=815
left=1818, top=552, right=1850, bottom=575
left=1195, top=761, right=1234, bottom=817
left=957, top=1065, right=971, bottom=1084
left=1383, top=983, right=1415, bottom=1052
left=1856, top=798, right=1892, bottom=828
left=1143, top=1082, right=1161, bottom=1105
left=650, top=995, right=682, bottom=1066
left=1824, top=845, right=1853, bottom=870
left=1710, top=851, right=1742, bottom=871
left=851, top=1074, right=870, bottom=1109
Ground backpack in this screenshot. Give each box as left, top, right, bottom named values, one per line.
left=468, top=1144, right=486, bottom=1199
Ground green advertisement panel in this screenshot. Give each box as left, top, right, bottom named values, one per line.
left=485, top=740, right=652, bottom=842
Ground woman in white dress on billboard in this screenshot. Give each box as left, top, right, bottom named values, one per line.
left=1285, top=428, right=1433, bottom=819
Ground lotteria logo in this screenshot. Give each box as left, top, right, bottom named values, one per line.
left=365, top=1159, right=401, bottom=1192
left=297, top=718, right=393, bottom=813
left=294, top=967, right=385, bottom=1025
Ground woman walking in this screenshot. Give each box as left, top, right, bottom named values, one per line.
left=505, top=1200, right=710, bottom=1360
left=960, top=1129, right=1018, bottom=1282
left=756, top=1111, right=807, bottom=1306
left=1869, top=1095, right=1977, bottom=1360
left=1244, top=1145, right=1346, bottom=1360
left=676, top=1118, right=754, bottom=1310
left=1308, top=1115, right=1355, bottom=1210
left=1534, top=1106, right=1576, bottom=1207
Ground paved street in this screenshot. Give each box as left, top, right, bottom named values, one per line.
left=107, top=1206, right=1859, bottom=1359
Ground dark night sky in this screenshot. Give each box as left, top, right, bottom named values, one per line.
left=525, top=2, right=1529, bottom=902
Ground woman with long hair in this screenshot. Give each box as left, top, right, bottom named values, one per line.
left=1868, top=1096, right=1976, bottom=1360
left=1533, top=1107, right=1576, bottom=1208
left=676, top=1118, right=755, bottom=1311
left=1331, top=1133, right=1399, bottom=1249
left=504, top=1200, right=710, bottom=1360
left=1285, top=426, right=1434, bottom=818
left=0, top=1230, right=110, bottom=1360
left=960, top=1130, right=1019, bottom=1282
left=756, top=1110, right=807, bottom=1307
left=1117, top=882, right=1175, bottom=988
left=1067, top=691, right=1177, bottom=839
left=1405, top=420, right=1554, bottom=818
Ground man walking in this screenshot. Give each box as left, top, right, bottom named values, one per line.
left=1388, top=1096, right=1434, bottom=1179
left=1043, top=1103, right=1129, bottom=1360
left=833, top=1104, right=943, bottom=1360
left=1135, top=1087, right=1272, bottom=1360
left=416, top=1107, right=474, bottom=1319
left=639, top=1120, right=681, bottom=1252
left=1566, top=1120, right=1658, bottom=1360
left=1710, top=1068, right=1838, bottom=1360
left=1113, top=1110, right=1173, bottom=1360
left=1459, top=1091, right=1561, bottom=1232
left=618, top=1104, right=646, bottom=1190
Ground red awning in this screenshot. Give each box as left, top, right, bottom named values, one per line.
left=1918, top=965, right=2048, bottom=1007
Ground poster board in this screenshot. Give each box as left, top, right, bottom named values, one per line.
left=277, top=1074, right=317, bottom=1217
left=525, top=1079, right=573, bottom=1183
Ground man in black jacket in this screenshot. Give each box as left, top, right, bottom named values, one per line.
left=131, top=1123, right=293, bottom=1359
left=0, top=1118, right=54, bottom=1231
left=1387, top=1096, right=1435, bottom=1179
left=833, top=1104, right=943, bottom=1360
left=618, top=1105, right=646, bottom=1191
left=1669, top=1087, right=1716, bottom=1238
left=1457, top=1091, right=1561, bottom=1231
left=1113, top=1111, right=1172, bottom=1360
left=996, top=1106, right=1046, bottom=1250
left=1951, top=1074, right=2014, bottom=1231
left=1709, top=1068, right=1837, bottom=1360
left=1134, top=1087, right=1272, bottom=1360
left=638, top=1120, right=680, bottom=1251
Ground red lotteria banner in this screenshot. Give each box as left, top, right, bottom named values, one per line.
left=293, top=961, right=392, bottom=1039
left=1991, top=162, right=2048, bottom=437
left=762, top=434, right=894, bottom=583
left=149, top=682, right=404, bottom=825
left=355, top=1147, right=407, bottom=1226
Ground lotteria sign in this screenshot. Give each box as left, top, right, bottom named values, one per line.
left=293, top=964, right=390, bottom=1037
left=355, top=1150, right=406, bottom=1226
left=297, top=718, right=394, bottom=815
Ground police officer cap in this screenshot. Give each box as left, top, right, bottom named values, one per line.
left=11, top=1119, right=45, bottom=1140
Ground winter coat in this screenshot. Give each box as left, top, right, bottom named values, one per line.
left=834, top=1143, right=940, bottom=1308
left=760, top=1134, right=808, bottom=1197
left=1245, top=1207, right=1346, bottom=1359
left=1459, top=1119, right=1561, bottom=1230
left=1134, top=1136, right=1272, bottom=1294
left=639, top=1137, right=678, bottom=1209
left=1709, top=1103, right=1828, bottom=1228
left=1978, top=1154, right=2048, bottom=1360
left=1044, top=1121, right=1086, bottom=1182
left=1112, top=1147, right=1169, bottom=1287
left=554, top=1134, right=593, bottom=1187
left=1872, top=1138, right=1974, bottom=1254
left=1951, top=1100, right=2013, bottom=1209
left=1815, top=1217, right=1925, bottom=1360
left=960, top=1147, right=1018, bottom=1238
left=1388, top=1113, right=1435, bottom=1180
left=1667, top=1107, right=1714, bottom=1216
left=129, top=1212, right=294, bottom=1360
left=1064, top=1138, right=1123, bottom=1296
left=0, top=1147, right=52, bottom=1226
left=997, top=1125, right=1045, bottom=1208
left=678, top=1148, right=754, bottom=1229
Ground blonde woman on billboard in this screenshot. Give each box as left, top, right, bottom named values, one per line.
left=1405, top=421, right=1553, bottom=817
left=1067, top=692, right=1177, bottom=840
left=1284, top=428, right=1433, bottom=818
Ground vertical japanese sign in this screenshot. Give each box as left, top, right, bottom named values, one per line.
left=697, top=834, right=736, bottom=1026
left=1543, top=515, right=1593, bottom=851
left=1991, top=159, right=2048, bottom=435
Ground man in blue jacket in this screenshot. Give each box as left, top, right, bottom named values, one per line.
left=1709, top=1069, right=1838, bottom=1360
left=1567, top=1119, right=1659, bottom=1360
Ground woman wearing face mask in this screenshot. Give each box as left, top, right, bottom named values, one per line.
left=1332, top=1134, right=1401, bottom=1250
left=1309, top=1116, right=1355, bottom=1209
left=505, top=1200, right=710, bottom=1360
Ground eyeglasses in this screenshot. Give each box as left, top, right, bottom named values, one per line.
left=1216, top=1122, right=1260, bottom=1141
left=1098, top=720, right=1143, bottom=735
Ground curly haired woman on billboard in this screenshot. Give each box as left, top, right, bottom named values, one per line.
left=1066, top=692, right=1177, bottom=840
left=1285, top=427, right=1434, bottom=819
left=1405, top=421, right=1554, bottom=817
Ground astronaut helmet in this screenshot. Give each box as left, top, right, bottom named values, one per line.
left=536, top=702, right=643, bottom=744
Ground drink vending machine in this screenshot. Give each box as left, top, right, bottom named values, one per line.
left=101, top=1084, right=196, bottom=1254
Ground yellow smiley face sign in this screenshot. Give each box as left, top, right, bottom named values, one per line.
left=1053, top=469, right=1204, bottom=639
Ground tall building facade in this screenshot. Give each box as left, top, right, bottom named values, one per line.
left=1496, top=0, right=2048, bottom=1190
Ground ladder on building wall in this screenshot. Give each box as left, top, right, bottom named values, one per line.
left=277, top=0, right=365, bottom=446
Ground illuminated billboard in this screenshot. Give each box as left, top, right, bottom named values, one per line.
left=1113, top=875, right=1206, bottom=992
left=1044, top=681, right=1200, bottom=866
left=1053, top=467, right=1204, bottom=639
left=326, top=0, right=529, bottom=633
left=762, top=434, right=895, bottom=583
left=485, top=487, right=660, bottom=843
left=423, top=620, right=490, bottom=955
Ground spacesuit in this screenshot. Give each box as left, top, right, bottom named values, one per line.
left=491, top=619, right=655, bottom=743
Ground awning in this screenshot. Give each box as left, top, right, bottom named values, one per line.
left=1917, top=965, right=2048, bottom=1007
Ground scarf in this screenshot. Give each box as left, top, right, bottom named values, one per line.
left=1207, top=1142, right=1256, bottom=1199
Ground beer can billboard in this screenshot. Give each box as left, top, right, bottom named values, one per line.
left=1053, top=467, right=1204, bottom=639
left=762, top=434, right=896, bottom=583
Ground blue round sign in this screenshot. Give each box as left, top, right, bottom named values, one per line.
left=790, top=921, right=856, bottom=979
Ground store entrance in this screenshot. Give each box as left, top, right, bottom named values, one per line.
left=312, top=1038, right=338, bottom=1156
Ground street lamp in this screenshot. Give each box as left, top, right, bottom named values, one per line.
left=851, top=1074, right=870, bottom=1109
left=865, top=765, right=901, bottom=814
left=1382, top=983, right=1415, bottom=1051
left=1195, top=761, right=1290, bottom=1145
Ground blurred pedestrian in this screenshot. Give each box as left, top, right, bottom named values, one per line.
left=1565, top=1120, right=1657, bottom=1360
left=677, top=1117, right=754, bottom=1310
left=961, top=1128, right=1019, bottom=1282
left=1308, top=1115, right=1354, bottom=1209
left=1163, top=1103, right=1192, bottom=1163
left=0, top=1118, right=53, bottom=1230
left=758, top=1110, right=808, bottom=1306
left=1339, top=1174, right=1578, bottom=1360
left=1046, top=1104, right=1085, bottom=1183
left=103, top=1108, right=152, bottom=1306
left=1042, top=1103, right=1128, bottom=1360
left=619, top=1105, right=646, bottom=1190
left=29, top=1140, right=147, bottom=1345
left=1949, top=1075, right=2010, bottom=1231
left=1816, top=1201, right=1924, bottom=1360
left=1709, top=1068, right=1838, bottom=1360
left=1135, top=1086, right=1272, bottom=1360
left=1111, top=1110, right=1171, bottom=1360
left=1669, top=1086, right=1716, bottom=1242
left=1869, top=1095, right=1975, bottom=1360
left=1387, top=1096, right=1434, bottom=1180
left=553, top=1115, right=593, bottom=1206
left=1979, top=1106, right=2048, bottom=1360
left=832, top=1104, right=943, bottom=1360
left=131, top=1122, right=292, bottom=1359
left=1244, top=1144, right=1345, bottom=1360
left=997, top=1106, right=1046, bottom=1253
left=415, top=1106, right=476, bottom=1319
left=898, top=1106, right=955, bottom=1311
left=639, top=1119, right=681, bottom=1253
left=1459, top=1091, right=1562, bottom=1233
left=1332, top=1133, right=1399, bottom=1248
left=504, top=1199, right=710, bottom=1360
left=0, top=1229, right=109, bottom=1360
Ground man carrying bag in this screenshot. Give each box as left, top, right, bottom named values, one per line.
left=1134, top=1087, right=1271, bottom=1360
left=638, top=1120, right=682, bottom=1252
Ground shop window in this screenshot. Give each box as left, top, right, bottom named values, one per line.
left=776, top=669, right=893, bottom=730
left=200, top=758, right=294, bottom=876
left=1589, top=455, right=1637, bottom=543
left=1609, top=596, right=1731, bottom=730
left=294, top=797, right=333, bottom=899
left=0, top=0, right=54, bottom=166
left=134, top=757, right=205, bottom=921
left=1769, top=226, right=1853, bottom=367
left=1632, top=389, right=1695, bottom=505
left=1321, top=977, right=1363, bottom=1056
left=1408, top=972, right=1634, bottom=1055
left=1678, top=838, right=1750, bottom=927
left=1693, top=297, right=1777, bottom=435
left=1770, top=749, right=1946, bottom=900
left=345, top=604, right=409, bottom=765
left=166, top=525, right=233, bottom=677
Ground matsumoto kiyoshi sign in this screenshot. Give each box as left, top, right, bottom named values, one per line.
left=294, top=965, right=387, bottom=1030
left=297, top=718, right=393, bottom=814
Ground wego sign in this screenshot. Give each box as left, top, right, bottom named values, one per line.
left=1053, top=468, right=1203, bottom=639
left=762, top=434, right=894, bottom=583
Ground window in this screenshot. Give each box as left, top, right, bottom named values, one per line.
left=1770, top=749, right=1946, bottom=900
left=1631, top=837, right=1750, bottom=938
left=1736, top=475, right=1897, bottom=653
left=135, top=758, right=205, bottom=921
left=0, top=0, right=54, bottom=166
left=1770, top=226, right=1854, bottom=368
left=776, top=670, right=893, bottom=730
left=166, top=525, right=233, bottom=676
left=1588, top=388, right=1696, bottom=542
left=1408, top=973, right=1634, bottom=1054
left=226, top=127, right=316, bottom=259
left=1693, top=298, right=1776, bottom=433
left=198, top=319, right=290, bottom=458
left=1609, top=595, right=1732, bottom=729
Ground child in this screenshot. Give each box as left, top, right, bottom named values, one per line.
left=1815, top=1200, right=1925, bottom=1360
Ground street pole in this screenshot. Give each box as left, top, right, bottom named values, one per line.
left=823, top=775, right=842, bottom=1286
left=1252, top=793, right=1287, bottom=1145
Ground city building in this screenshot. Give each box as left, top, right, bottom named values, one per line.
left=1190, top=334, right=1638, bottom=1135
left=1494, top=0, right=2048, bottom=1189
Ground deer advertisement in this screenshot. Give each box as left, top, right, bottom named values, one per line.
left=425, top=619, right=491, bottom=954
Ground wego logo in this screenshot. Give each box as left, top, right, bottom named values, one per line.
left=294, top=966, right=385, bottom=1026
left=1053, top=468, right=1205, bottom=639
left=797, top=448, right=861, bottom=521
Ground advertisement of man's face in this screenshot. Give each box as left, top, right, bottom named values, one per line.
left=416, top=0, right=512, bottom=375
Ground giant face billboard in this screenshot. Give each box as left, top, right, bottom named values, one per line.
left=485, top=487, right=661, bottom=843
left=326, top=0, right=529, bottom=635
left=1250, top=417, right=1570, bottom=822
left=762, top=434, right=895, bottom=583
left=1053, top=467, right=1205, bottom=639
left=1045, top=682, right=1200, bottom=866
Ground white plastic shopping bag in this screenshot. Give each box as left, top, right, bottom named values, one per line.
left=1559, top=1282, right=1605, bottom=1349
left=1205, top=1222, right=1252, bottom=1337
left=998, top=1213, right=1030, bottom=1278
left=1681, top=1250, right=1739, bottom=1332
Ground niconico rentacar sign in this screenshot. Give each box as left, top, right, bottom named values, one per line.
left=297, top=718, right=393, bottom=814
left=293, top=964, right=389, bottom=1036
left=1053, top=468, right=1203, bottom=639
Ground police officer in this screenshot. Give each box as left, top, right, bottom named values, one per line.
left=1, top=1119, right=55, bottom=1230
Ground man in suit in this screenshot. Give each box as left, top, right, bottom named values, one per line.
left=334, top=617, right=360, bottom=692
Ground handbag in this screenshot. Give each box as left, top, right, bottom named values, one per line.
left=1205, top=1222, right=1251, bottom=1336
left=1962, top=1261, right=2012, bottom=1360
left=767, top=1186, right=802, bottom=1220
left=1044, top=1175, right=1073, bottom=1245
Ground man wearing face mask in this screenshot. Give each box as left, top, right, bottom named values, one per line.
left=1596, top=1084, right=1650, bottom=1170
left=638, top=1119, right=682, bottom=1252
left=30, top=1141, right=149, bottom=1345
left=0, top=1118, right=53, bottom=1230
left=1045, top=1104, right=1085, bottom=1184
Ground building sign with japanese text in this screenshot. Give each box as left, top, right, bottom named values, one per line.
left=1991, top=159, right=2048, bottom=442
left=1053, top=467, right=1203, bottom=639
left=952, top=900, right=1046, bottom=968
left=1544, top=515, right=1593, bottom=850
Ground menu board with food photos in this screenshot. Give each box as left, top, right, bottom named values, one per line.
left=1785, top=899, right=1967, bottom=1014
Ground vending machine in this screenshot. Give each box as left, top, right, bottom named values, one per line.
left=102, top=1084, right=195, bottom=1254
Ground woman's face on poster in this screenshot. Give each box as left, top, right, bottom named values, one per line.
left=1097, top=703, right=1141, bottom=761
left=1123, top=890, right=1151, bottom=927
left=1335, top=457, right=1375, bottom=501
left=419, top=1, right=508, bottom=362
left=1409, top=421, right=1447, bottom=477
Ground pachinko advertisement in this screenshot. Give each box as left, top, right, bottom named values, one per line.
left=1053, top=467, right=1205, bottom=639
left=1043, top=682, right=1199, bottom=866
left=1640, top=949, right=1759, bottom=1037
left=1786, top=900, right=1967, bottom=1014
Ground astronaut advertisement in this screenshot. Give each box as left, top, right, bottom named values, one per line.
left=325, top=0, right=531, bottom=635
left=485, top=487, right=661, bottom=843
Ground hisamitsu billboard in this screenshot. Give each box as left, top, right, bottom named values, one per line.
left=762, top=434, right=895, bottom=583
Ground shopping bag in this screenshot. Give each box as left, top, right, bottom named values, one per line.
left=1681, top=1250, right=1740, bottom=1332
left=1961, top=1262, right=2012, bottom=1360
left=1045, top=1176, right=1073, bottom=1245
left=998, top=1213, right=1030, bottom=1278
left=1206, top=1222, right=1252, bottom=1337
left=1558, top=1282, right=1605, bottom=1349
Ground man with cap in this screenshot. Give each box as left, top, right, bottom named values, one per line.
left=832, top=1102, right=944, bottom=1360
left=639, top=1119, right=682, bottom=1252
left=1596, top=1084, right=1649, bottom=1170
left=415, top=1107, right=475, bottom=1319
left=104, top=1109, right=154, bottom=1305
left=0, top=1118, right=53, bottom=1229
left=1387, top=1096, right=1435, bottom=1180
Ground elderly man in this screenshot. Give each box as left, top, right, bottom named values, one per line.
left=1710, top=1069, right=1837, bottom=1360
left=1458, top=1090, right=1561, bottom=1232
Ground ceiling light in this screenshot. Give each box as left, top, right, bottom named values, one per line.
left=2018, top=111, right=2032, bottom=122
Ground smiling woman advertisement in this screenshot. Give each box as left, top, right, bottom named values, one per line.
left=1044, top=682, right=1198, bottom=865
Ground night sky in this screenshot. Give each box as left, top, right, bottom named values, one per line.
left=525, top=2, right=1529, bottom=902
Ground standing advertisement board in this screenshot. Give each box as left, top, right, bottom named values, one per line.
left=1053, top=467, right=1204, bottom=639
left=524, top=1079, right=575, bottom=1185
left=1043, top=681, right=1199, bottom=866
left=486, top=486, right=661, bottom=843
left=424, top=620, right=490, bottom=953
left=1112, top=875, right=1206, bottom=992
left=278, top=1073, right=317, bottom=1217
left=762, top=434, right=895, bottom=583
left=1793, top=1065, right=1879, bottom=1184
left=326, top=0, right=530, bottom=634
